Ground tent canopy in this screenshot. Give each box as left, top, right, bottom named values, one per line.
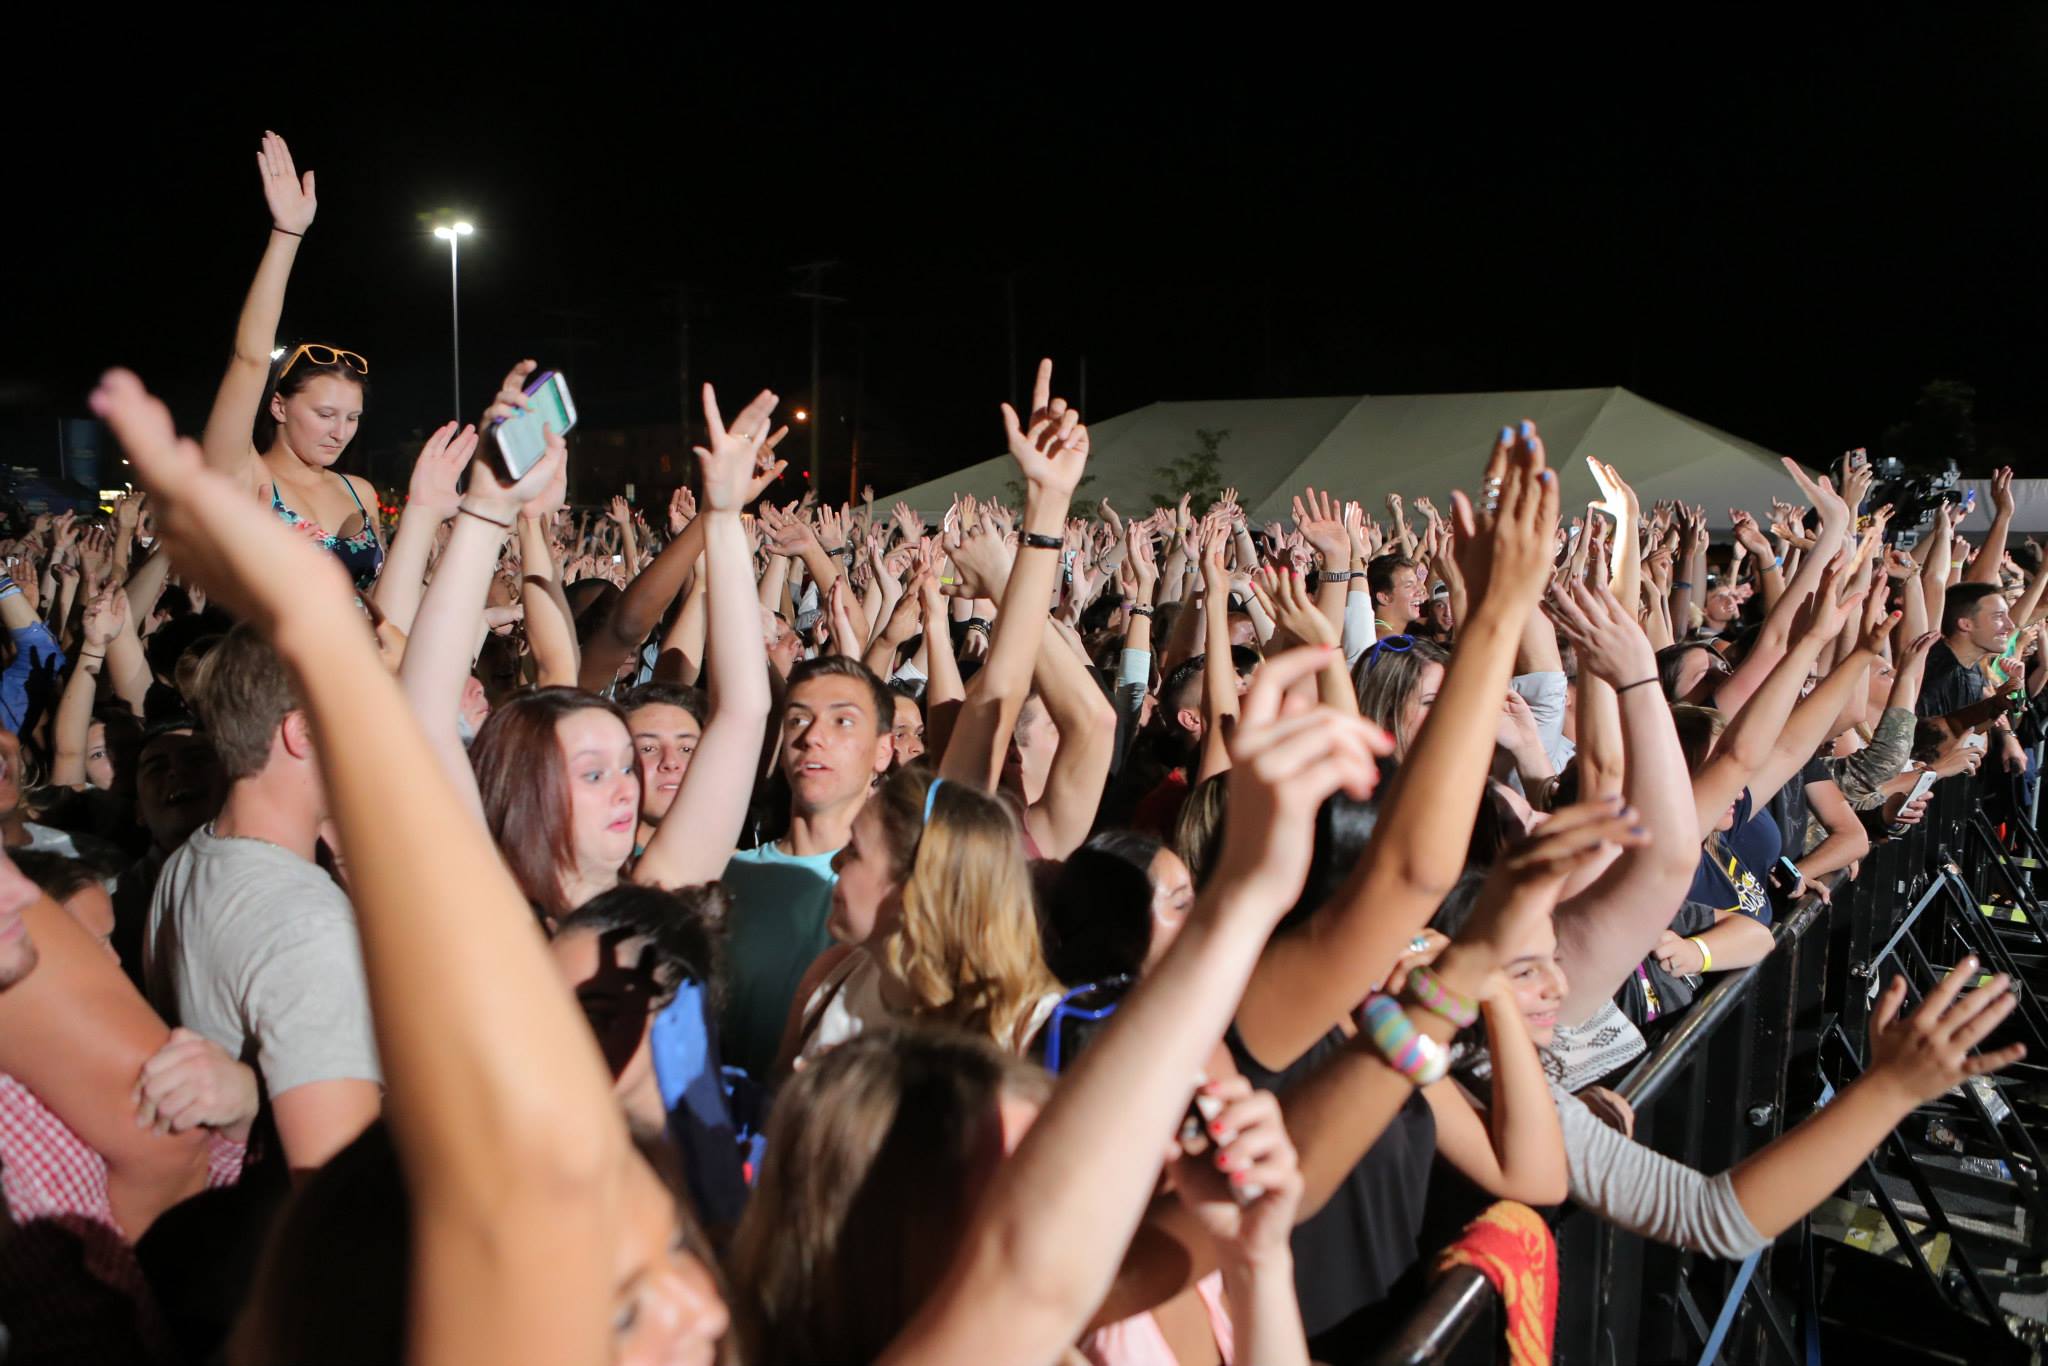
left=882, top=386, right=1803, bottom=532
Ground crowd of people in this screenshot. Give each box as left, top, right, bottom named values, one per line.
left=1, top=130, right=2042, bottom=1366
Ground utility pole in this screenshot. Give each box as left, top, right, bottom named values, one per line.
left=677, top=281, right=691, bottom=487
left=791, top=262, right=845, bottom=486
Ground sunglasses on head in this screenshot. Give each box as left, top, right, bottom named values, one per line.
left=1361, top=634, right=1416, bottom=670
left=1043, top=976, right=1133, bottom=1075
left=276, top=343, right=369, bottom=380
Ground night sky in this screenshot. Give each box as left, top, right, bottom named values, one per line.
left=8, top=13, right=2045, bottom=501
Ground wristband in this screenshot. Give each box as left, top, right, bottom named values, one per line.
left=1356, top=994, right=1451, bottom=1085
left=271, top=225, right=305, bottom=239
left=1673, top=580, right=1694, bottom=590
left=963, top=618, right=992, bottom=636
left=1688, top=936, right=1714, bottom=972
left=1400, top=964, right=1479, bottom=1028
left=80, top=651, right=105, bottom=661
left=1021, top=531, right=1062, bottom=550
left=1127, top=604, right=1155, bottom=619
left=1320, top=569, right=1356, bottom=582
left=0, top=579, right=20, bottom=604
left=1615, top=677, right=1660, bottom=696
left=458, top=506, right=515, bottom=530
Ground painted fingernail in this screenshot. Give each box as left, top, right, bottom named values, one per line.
left=1541, top=470, right=1556, bottom=483
left=1520, top=420, right=1535, bottom=440
left=1499, top=426, right=1515, bottom=445
left=1631, top=825, right=1649, bottom=837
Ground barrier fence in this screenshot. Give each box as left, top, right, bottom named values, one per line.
left=1373, top=740, right=2048, bottom=1366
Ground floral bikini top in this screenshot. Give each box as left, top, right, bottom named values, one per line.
left=271, top=475, right=384, bottom=590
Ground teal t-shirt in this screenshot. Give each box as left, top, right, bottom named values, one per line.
left=718, top=842, right=840, bottom=1080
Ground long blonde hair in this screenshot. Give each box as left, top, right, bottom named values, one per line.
left=872, top=767, right=1059, bottom=1053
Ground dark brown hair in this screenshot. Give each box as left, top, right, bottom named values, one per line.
left=190, top=624, right=299, bottom=781
left=469, top=687, right=629, bottom=924
left=729, top=1026, right=1051, bottom=1366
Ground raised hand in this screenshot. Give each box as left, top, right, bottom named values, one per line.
left=745, top=426, right=791, bottom=503
left=1212, top=646, right=1391, bottom=909
left=1992, top=466, right=2016, bottom=519
left=82, top=585, right=128, bottom=651
left=1251, top=565, right=1336, bottom=649
left=816, top=503, right=849, bottom=552
left=1867, top=959, right=2026, bottom=1105
left=1450, top=420, right=1561, bottom=611
left=668, top=485, right=696, bottom=535
left=941, top=515, right=1015, bottom=600
left=1730, top=510, right=1772, bottom=560
left=1291, top=486, right=1349, bottom=566
left=1454, top=798, right=1649, bottom=960
left=405, top=421, right=478, bottom=523
left=1781, top=458, right=1851, bottom=534
left=1000, top=358, right=1090, bottom=496
left=892, top=500, right=927, bottom=542
left=257, top=129, right=317, bottom=235
left=694, top=384, right=780, bottom=513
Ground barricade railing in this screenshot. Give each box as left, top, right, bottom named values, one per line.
left=1372, top=757, right=2042, bottom=1366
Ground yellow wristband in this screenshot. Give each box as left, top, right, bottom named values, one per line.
left=1688, top=936, right=1713, bottom=972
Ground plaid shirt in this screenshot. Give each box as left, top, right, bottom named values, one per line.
left=0, top=1072, right=245, bottom=1363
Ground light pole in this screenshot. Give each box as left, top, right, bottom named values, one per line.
left=432, top=221, right=473, bottom=419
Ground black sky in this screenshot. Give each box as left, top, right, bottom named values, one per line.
left=9, top=12, right=2046, bottom=498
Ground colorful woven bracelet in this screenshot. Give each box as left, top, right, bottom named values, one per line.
left=1401, top=964, right=1480, bottom=1029
left=1358, top=994, right=1450, bottom=1086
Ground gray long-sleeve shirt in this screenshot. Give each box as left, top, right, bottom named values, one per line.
left=1555, top=1082, right=1767, bottom=1259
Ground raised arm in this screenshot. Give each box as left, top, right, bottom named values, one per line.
left=1025, top=621, right=1119, bottom=859
left=1194, top=519, right=1239, bottom=782
left=635, top=384, right=778, bottom=890
left=1963, top=468, right=2015, bottom=585
left=371, top=423, right=473, bottom=635
left=1711, top=462, right=1852, bottom=715
left=1547, top=580, right=1717, bottom=1021
left=937, top=360, right=1088, bottom=789
left=51, top=588, right=125, bottom=787
left=1730, top=962, right=2022, bottom=1239
left=199, top=132, right=317, bottom=486
left=400, top=360, right=567, bottom=819
left=517, top=508, right=580, bottom=688
left=884, top=651, right=1381, bottom=1366
left=100, top=368, right=636, bottom=1366
left=583, top=433, right=785, bottom=691
left=1236, top=424, right=1559, bottom=1072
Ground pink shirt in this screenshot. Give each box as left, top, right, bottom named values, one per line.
left=1079, top=1271, right=1235, bottom=1366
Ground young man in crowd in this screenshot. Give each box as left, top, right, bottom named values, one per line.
left=1919, top=582, right=2031, bottom=775
left=1367, top=552, right=1427, bottom=636
left=717, top=655, right=893, bottom=1079
left=619, top=680, right=706, bottom=854
left=143, top=625, right=380, bottom=1173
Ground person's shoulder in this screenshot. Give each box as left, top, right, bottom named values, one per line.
left=167, top=830, right=348, bottom=907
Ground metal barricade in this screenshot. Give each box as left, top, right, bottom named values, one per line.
left=1372, top=766, right=2038, bottom=1366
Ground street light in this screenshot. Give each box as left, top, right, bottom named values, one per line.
left=793, top=408, right=810, bottom=423
left=431, top=221, right=473, bottom=419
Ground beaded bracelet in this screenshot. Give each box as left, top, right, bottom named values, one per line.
left=1356, top=994, right=1450, bottom=1086
left=1400, top=964, right=1479, bottom=1029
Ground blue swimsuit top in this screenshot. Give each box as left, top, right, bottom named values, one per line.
left=271, top=475, right=384, bottom=590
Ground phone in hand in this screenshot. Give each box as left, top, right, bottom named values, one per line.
left=492, top=370, right=577, bottom=480
left=1888, top=770, right=1939, bottom=836
left=1772, top=856, right=1804, bottom=893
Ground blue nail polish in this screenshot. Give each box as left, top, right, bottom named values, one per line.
left=1499, top=426, right=1514, bottom=445
left=1541, top=470, right=1556, bottom=483
left=1520, top=420, right=1535, bottom=440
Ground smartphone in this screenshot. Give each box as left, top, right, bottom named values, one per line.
left=493, top=371, right=577, bottom=480
left=1773, top=856, right=1803, bottom=892
left=1888, top=770, right=1939, bottom=836
left=1961, top=489, right=1978, bottom=518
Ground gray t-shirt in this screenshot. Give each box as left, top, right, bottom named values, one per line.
left=144, top=824, right=382, bottom=1096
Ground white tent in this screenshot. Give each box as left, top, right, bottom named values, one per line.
left=883, top=386, right=1805, bottom=531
